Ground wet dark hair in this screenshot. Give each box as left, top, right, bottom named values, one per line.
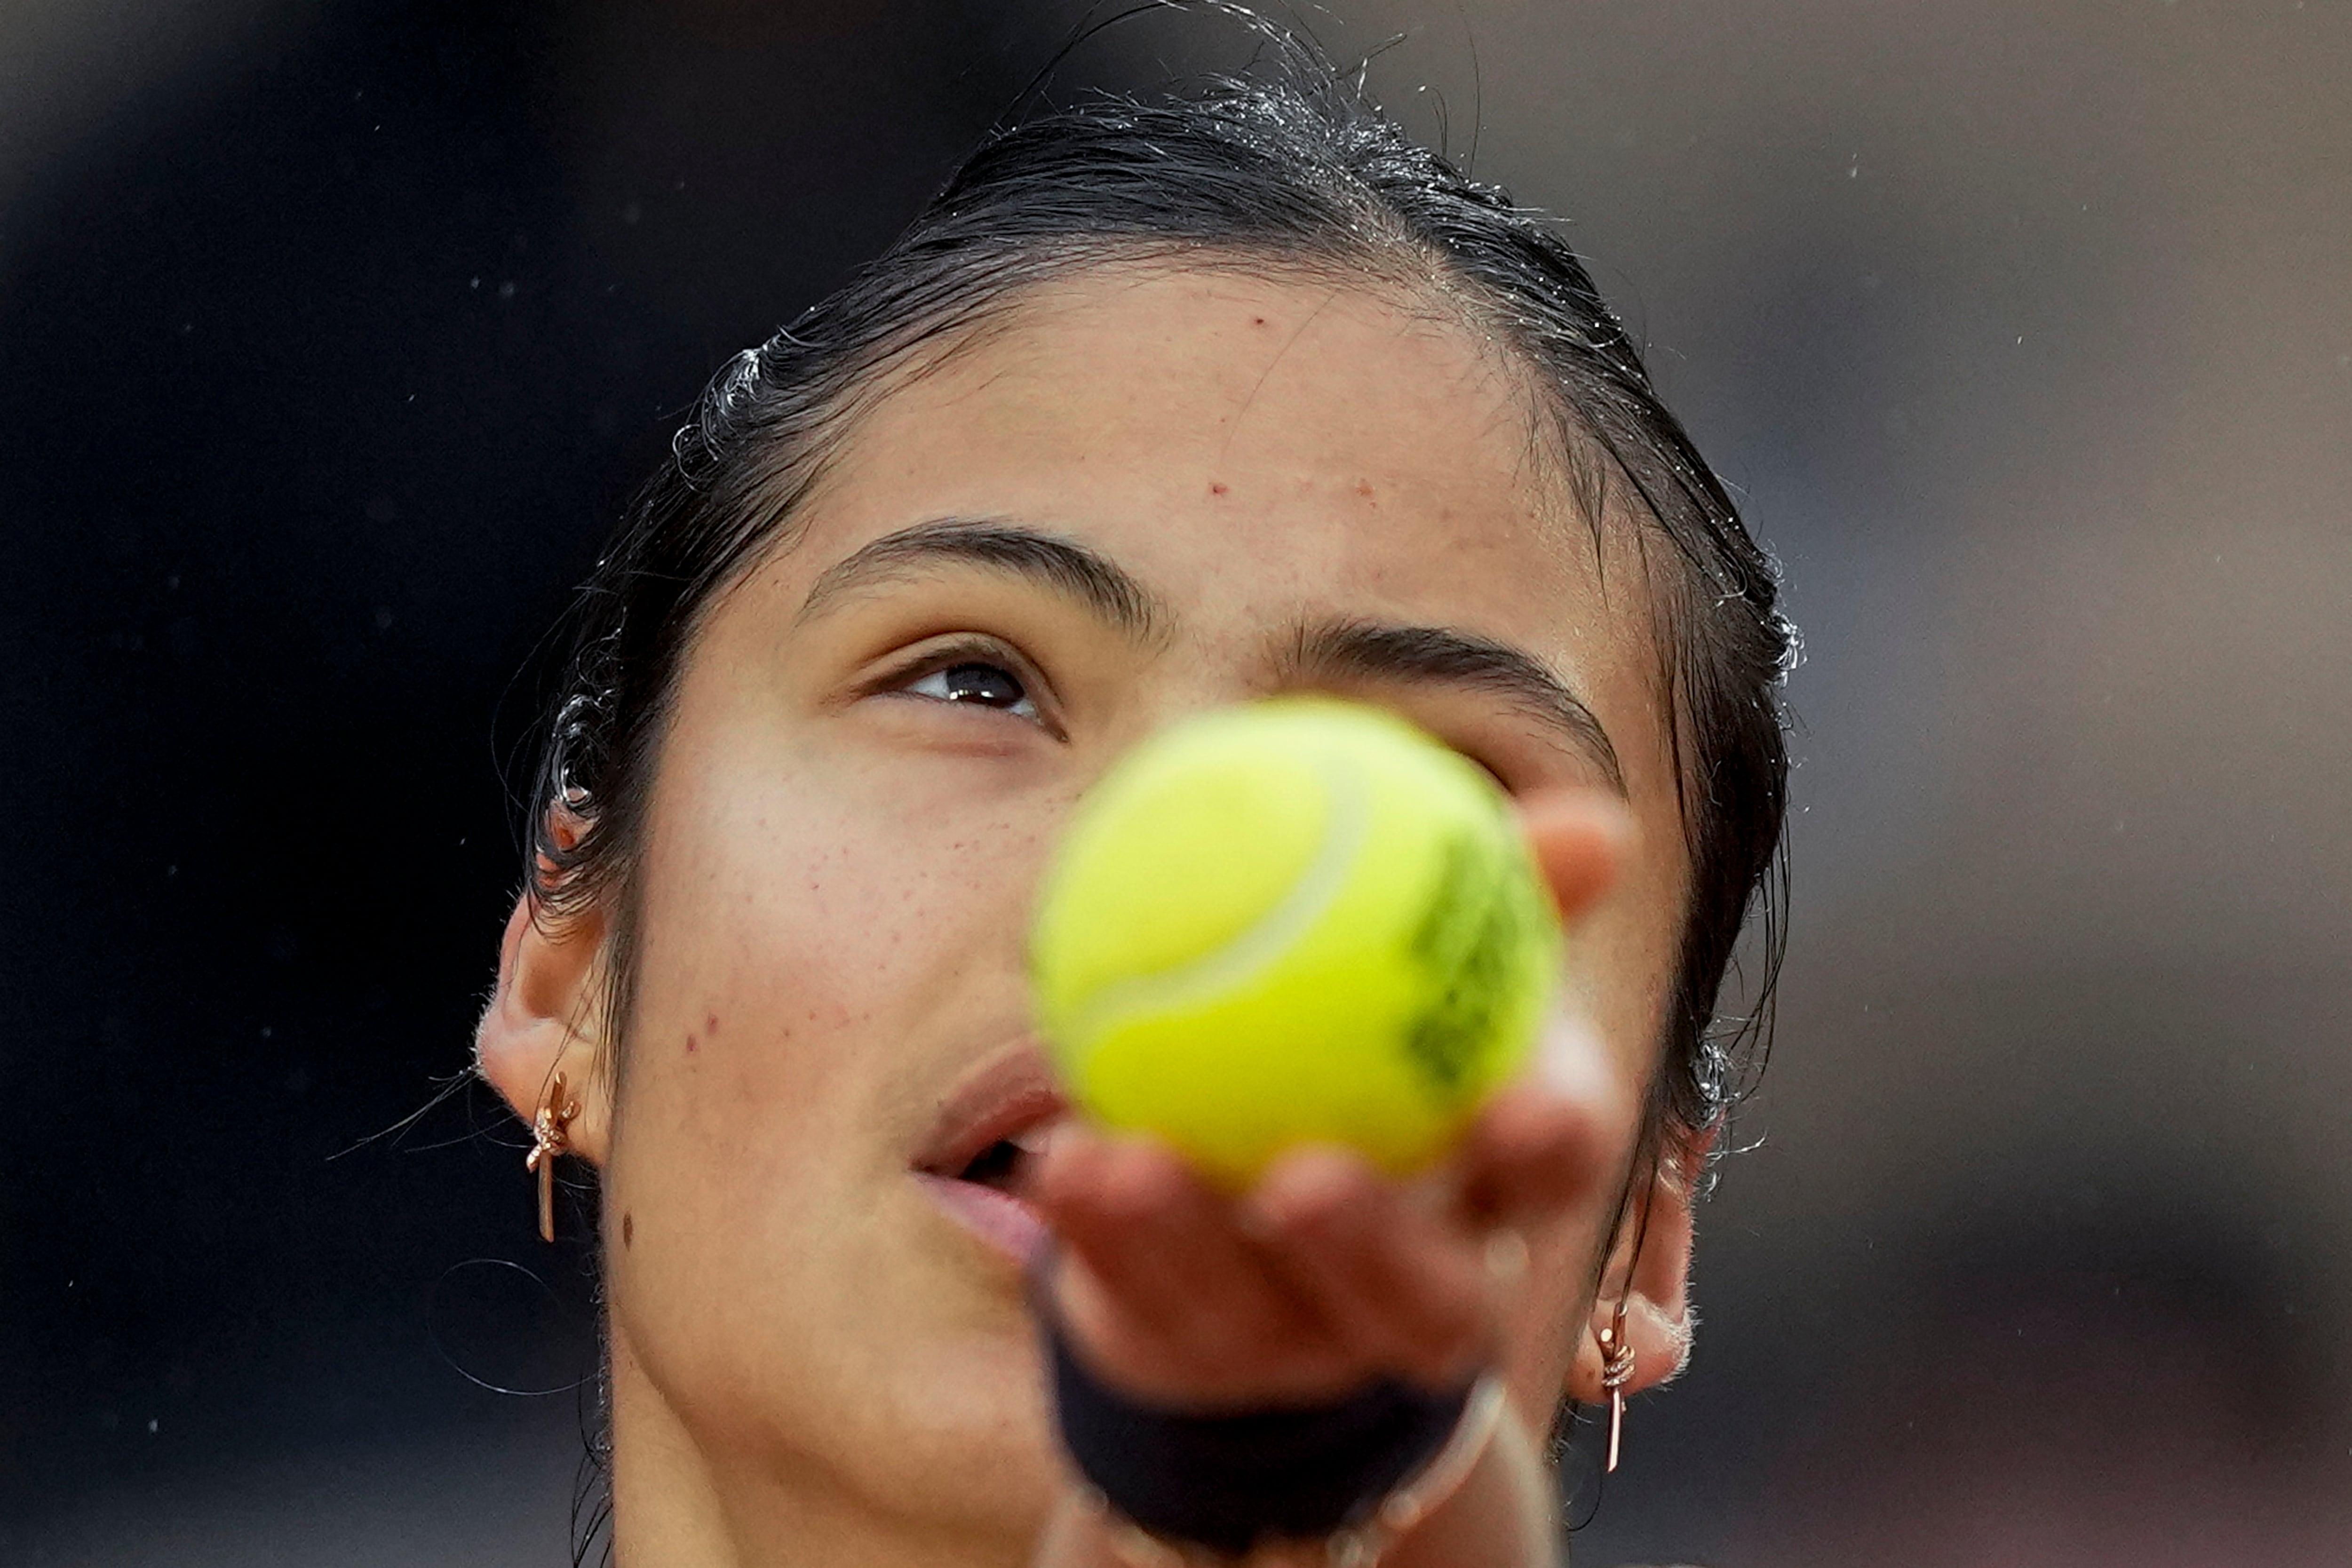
left=522, top=64, right=1794, bottom=1148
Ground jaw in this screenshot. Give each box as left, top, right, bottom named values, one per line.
left=606, top=1300, right=1059, bottom=1568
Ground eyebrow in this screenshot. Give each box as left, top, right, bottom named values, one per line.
left=1281, top=619, right=1627, bottom=795
left=797, top=517, right=1166, bottom=640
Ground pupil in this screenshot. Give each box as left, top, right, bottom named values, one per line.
left=944, top=662, right=1022, bottom=706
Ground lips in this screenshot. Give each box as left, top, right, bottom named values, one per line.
left=911, top=1044, right=1069, bottom=1265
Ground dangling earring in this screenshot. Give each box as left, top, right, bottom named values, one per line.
left=526, top=1072, right=580, bottom=1243
left=1596, top=1299, right=1635, bottom=1473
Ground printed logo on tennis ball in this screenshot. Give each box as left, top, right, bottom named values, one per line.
left=1030, top=697, right=1563, bottom=1186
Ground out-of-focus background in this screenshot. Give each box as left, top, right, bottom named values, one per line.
left=2, top=1, right=2345, bottom=1562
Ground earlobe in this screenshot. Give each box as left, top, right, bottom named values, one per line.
left=1565, top=1122, right=1713, bottom=1403
left=475, top=890, right=616, bottom=1167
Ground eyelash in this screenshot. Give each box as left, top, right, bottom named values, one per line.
left=879, top=638, right=1058, bottom=733
left=870, top=647, right=1524, bottom=787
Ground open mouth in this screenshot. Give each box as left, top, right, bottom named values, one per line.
left=946, top=1125, right=1053, bottom=1193
left=912, top=1049, right=1068, bottom=1266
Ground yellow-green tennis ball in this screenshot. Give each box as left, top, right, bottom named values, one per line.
left=1030, top=697, right=1562, bottom=1187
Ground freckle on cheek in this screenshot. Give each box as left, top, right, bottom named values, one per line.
left=1210, top=482, right=1228, bottom=496
left=622, top=1212, right=634, bottom=1248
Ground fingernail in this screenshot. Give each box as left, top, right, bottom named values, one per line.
left=1534, top=1012, right=1605, bottom=1097
left=1029, top=1115, right=1078, bottom=1161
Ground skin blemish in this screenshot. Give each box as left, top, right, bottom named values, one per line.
left=1210, top=481, right=1228, bottom=496
left=1252, top=316, right=1266, bottom=326
left=1356, top=479, right=1375, bottom=501
left=685, top=1032, right=698, bottom=1054
left=706, top=1012, right=719, bottom=1036
left=622, top=1212, right=634, bottom=1249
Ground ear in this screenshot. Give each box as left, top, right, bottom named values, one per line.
left=475, top=887, right=616, bottom=1167
left=1564, top=1121, right=1716, bottom=1402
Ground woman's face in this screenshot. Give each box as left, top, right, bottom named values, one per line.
left=582, top=267, right=1691, bottom=1548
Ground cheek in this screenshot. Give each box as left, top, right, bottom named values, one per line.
left=613, top=735, right=1059, bottom=1194
left=1579, top=863, right=1686, bottom=1069
left=598, top=734, right=1065, bottom=1416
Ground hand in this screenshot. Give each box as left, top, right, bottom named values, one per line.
left=1029, top=790, right=1637, bottom=1413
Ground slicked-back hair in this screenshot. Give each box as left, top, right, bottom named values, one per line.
left=523, top=68, right=1794, bottom=1153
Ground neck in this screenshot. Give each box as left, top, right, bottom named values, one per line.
left=604, top=1323, right=1037, bottom=1568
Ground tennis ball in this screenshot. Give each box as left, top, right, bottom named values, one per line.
left=1029, top=697, right=1562, bottom=1186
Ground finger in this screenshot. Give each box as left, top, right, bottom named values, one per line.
left=1248, top=1146, right=1494, bottom=1390
left=1032, top=1129, right=1202, bottom=1336
left=1033, top=1129, right=1328, bottom=1399
left=1455, top=1015, right=1634, bottom=1224
left=1037, top=1130, right=1269, bottom=1341
left=1516, top=789, right=1632, bottom=923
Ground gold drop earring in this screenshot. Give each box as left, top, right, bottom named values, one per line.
left=1596, top=1298, right=1635, bottom=1473
left=526, top=1072, right=580, bottom=1243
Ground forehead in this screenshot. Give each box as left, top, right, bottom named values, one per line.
left=800, top=266, right=1660, bottom=695
left=693, top=264, right=1698, bottom=992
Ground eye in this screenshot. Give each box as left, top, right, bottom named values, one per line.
left=904, top=659, right=1038, bottom=719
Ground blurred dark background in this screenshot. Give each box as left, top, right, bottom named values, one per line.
left=2, top=1, right=2345, bottom=1563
